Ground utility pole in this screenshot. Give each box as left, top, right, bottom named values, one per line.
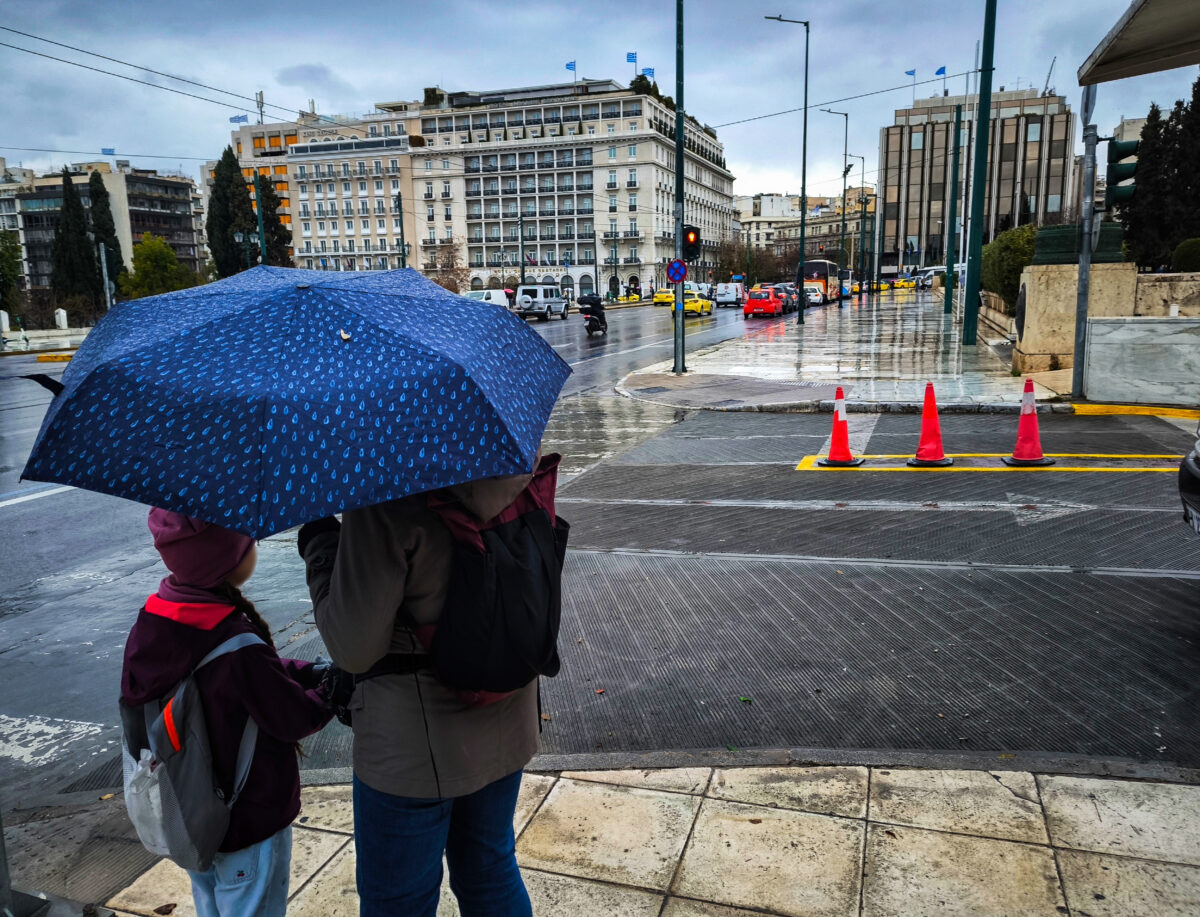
left=944, top=104, right=962, bottom=315
left=672, top=0, right=686, bottom=374
left=962, top=0, right=997, bottom=345
left=98, top=241, right=113, bottom=310
left=394, top=190, right=408, bottom=268
left=766, top=14, right=810, bottom=326
left=1073, top=84, right=1099, bottom=400
left=253, top=172, right=268, bottom=265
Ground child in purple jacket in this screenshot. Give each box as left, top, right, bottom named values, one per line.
left=122, top=509, right=333, bottom=917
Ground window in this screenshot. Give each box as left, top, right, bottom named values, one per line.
left=442, top=158, right=450, bottom=170
left=394, top=218, right=402, bottom=230
left=374, top=180, right=384, bottom=191
left=1047, top=194, right=1061, bottom=213
left=425, top=158, right=433, bottom=172
left=587, top=126, right=595, bottom=135
left=298, top=183, right=308, bottom=195
left=427, top=205, right=435, bottom=220
left=342, top=182, right=351, bottom=193
left=629, top=121, right=637, bottom=131
left=359, top=181, right=367, bottom=193
left=607, top=124, right=615, bottom=134
left=628, top=168, right=637, bottom=182
left=362, top=219, right=370, bottom=231
left=629, top=193, right=637, bottom=209
left=391, top=179, right=400, bottom=191
left=389, top=159, right=399, bottom=170
left=1027, top=122, right=1042, bottom=142
left=442, top=180, right=450, bottom=195
left=608, top=146, right=617, bottom=160
left=910, top=131, right=924, bottom=150
left=378, top=219, right=386, bottom=230
left=317, top=221, right=325, bottom=233
left=444, top=205, right=451, bottom=219
left=327, top=183, right=335, bottom=194
left=628, top=145, right=636, bottom=159
left=302, top=221, right=311, bottom=234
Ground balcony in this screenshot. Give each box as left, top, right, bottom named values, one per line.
left=526, top=117, right=543, bottom=126
left=623, top=229, right=642, bottom=238
left=519, top=162, right=537, bottom=171
left=537, top=186, right=555, bottom=195
left=487, top=259, right=504, bottom=267
left=564, top=114, right=581, bottom=123
left=578, top=257, right=596, bottom=264
left=578, top=231, right=596, bottom=240
left=421, top=238, right=439, bottom=246
left=483, top=189, right=500, bottom=197
left=470, top=236, right=484, bottom=243
left=500, top=160, right=517, bottom=172
left=466, top=187, right=482, bottom=197
left=465, top=164, right=481, bottom=173
left=539, top=209, right=556, bottom=217
left=577, top=157, right=594, bottom=166
left=606, top=181, right=618, bottom=190
left=623, top=256, right=640, bottom=263
left=486, top=237, right=502, bottom=244
left=559, top=206, right=575, bottom=215
left=602, top=108, right=620, bottom=119
left=626, top=180, right=639, bottom=188
left=502, top=186, right=518, bottom=195
left=604, top=257, right=619, bottom=264
left=508, top=118, right=524, bottom=127
left=484, top=212, right=501, bottom=220
left=555, top=160, right=573, bottom=169
left=467, top=212, right=483, bottom=220
left=482, top=164, right=498, bottom=173
left=540, top=233, right=556, bottom=241
left=602, top=231, right=621, bottom=239
left=559, top=231, right=576, bottom=240
left=577, top=183, right=594, bottom=192
left=557, top=184, right=574, bottom=192
left=423, top=193, right=434, bottom=200
left=582, top=110, right=599, bottom=121
left=578, top=207, right=595, bottom=216
left=441, top=191, right=452, bottom=199
left=608, top=205, right=618, bottom=213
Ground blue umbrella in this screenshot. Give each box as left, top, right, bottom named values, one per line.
left=23, top=266, right=570, bottom=538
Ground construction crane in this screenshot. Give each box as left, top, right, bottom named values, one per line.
left=1042, top=56, right=1056, bottom=97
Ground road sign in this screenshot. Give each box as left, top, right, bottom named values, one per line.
left=667, top=259, right=687, bottom=283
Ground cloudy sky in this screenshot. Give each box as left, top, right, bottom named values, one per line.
left=3, top=0, right=1196, bottom=198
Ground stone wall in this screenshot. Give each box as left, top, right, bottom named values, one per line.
left=978, top=291, right=1015, bottom=340
left=1012, top=263, right=1138, bottom=373
left=1133, top=273, right=1200, bottom=316
left=1084, top=317, right=1200, bottom=407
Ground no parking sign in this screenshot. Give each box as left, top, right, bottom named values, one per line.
left=667, top=259, right=687, bottom=283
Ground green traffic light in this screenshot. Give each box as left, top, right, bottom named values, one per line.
left=1107, top=138, right=1140, bottom=163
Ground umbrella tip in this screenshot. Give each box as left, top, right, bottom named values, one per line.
left=296, top=283, right=310, bottom=289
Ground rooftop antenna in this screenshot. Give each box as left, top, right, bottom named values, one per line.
left=1042, top=55, right=1056, bottom=97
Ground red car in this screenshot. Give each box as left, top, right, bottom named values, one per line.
left=743, top=288, right=786, bottom=318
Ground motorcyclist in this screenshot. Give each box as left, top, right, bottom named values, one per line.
left=576, top=291, right=607, bottom=333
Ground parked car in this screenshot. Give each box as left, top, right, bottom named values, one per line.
left=653, top=288, right=676, bottom=305
left=1180, top=421, right=1200, bottom=536
left=804, top=285, right=824, bottom=305
left=743, top=288, right=786, bottom=318
left=715, top=282, right=745, bottom=307
left=773, top=284, right=798, bottom=313
left=515, top=283, right=568, bottom=320
left=464, top=289, right=511, bottom=307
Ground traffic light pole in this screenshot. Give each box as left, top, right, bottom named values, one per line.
left=962, top=0, right=997, bottom=346
left=1073, top=111, right=1098, bottom=400
left=672, top=0, right=686, bottom=375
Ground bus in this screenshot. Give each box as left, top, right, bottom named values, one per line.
left=801, top=259, right=841, bottom=304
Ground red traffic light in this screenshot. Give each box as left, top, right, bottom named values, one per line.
left=685, top=229, right=698, bottom=244
left=682, top=224, right=701, bottom=261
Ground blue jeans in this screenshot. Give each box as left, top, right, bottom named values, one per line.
left=353, top=770, right=531, bottom=917
left=187, top=826, right=292, bottom=917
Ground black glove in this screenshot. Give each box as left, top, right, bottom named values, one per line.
left=297, top=516, right=341, bottom=557
left=318, top=661, right=356, bottom=728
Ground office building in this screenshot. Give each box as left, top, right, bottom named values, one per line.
left=876, top=88, right=1075, bottom=275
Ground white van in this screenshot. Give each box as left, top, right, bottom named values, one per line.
left=714, top=283, right=745, bottom=307
left=464, top=289, right=511, bottom=307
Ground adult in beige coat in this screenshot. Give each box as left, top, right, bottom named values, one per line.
left=298, top=467, right=542, bottom=917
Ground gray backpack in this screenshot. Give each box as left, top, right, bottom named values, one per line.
left=120, top=632, right=265, bottom=872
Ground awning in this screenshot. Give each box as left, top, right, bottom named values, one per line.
left=1078, top=0, right=1200, bottom=85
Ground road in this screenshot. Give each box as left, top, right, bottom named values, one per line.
left=1, top=299, right=1197, bottom=817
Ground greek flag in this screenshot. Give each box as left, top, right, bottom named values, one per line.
left=565, top=61, right=576, bottom=72
left=626, top=51, right=637, bottom=63
left=935, top=66, right=946, bottom=76
left=641, top=67, right=654, bottom=78
left=904, top=69, right=915, bottom=77
left=101, top=148, right=115, bottom=155
left=229, top=114, right=249, bottom=123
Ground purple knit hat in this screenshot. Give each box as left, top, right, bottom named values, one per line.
left=148, top=508, right=255, bottom=589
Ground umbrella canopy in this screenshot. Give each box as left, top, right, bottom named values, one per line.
left=23, top=267, right=570, bottom=538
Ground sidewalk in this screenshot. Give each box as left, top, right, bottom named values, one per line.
left=93, top=764, right=1200, bottom=916
left=619, top=295, right=1072, bottom=413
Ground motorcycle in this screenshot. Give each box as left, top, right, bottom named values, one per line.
left=577, top=293, right=607, bottom=337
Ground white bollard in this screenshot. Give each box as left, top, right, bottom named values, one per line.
left=54, top=308, right=68, bottom=329
left=0, top=310, right=8, bottom=333
left=1169, top=303, right=1180, bottom=317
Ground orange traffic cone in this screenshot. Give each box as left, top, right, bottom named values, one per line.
left=1002, top=378, right=1055, bottom=466
left=907, top=382, right=953, bottom=466
left=818, top=387, right=865, bottom=467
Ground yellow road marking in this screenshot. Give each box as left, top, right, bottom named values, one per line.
left=795, top=453, right=1181, bottom=473
left=1072, top=404, right=1200, bottom=419
left=35, top=353, right=73, bottom=362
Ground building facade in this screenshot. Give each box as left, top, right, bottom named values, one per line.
left=876, top=89, right=1075, bottom=275
left=218, top=79, right=736, bottom=294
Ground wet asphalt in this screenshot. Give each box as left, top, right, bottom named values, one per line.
left=1, top=300, right=1198, bottom=812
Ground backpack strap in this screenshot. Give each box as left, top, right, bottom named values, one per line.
left=194, top=631, right=266, bottom=808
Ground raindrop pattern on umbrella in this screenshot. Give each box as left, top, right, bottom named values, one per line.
left=24, top=267, right=570, bottom=538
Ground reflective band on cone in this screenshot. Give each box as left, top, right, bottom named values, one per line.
left=819, top=387, right=865, bottom=467
left=907, top=381, right=953, bottom=467
left=1002, top=378, right=1055, bottom=466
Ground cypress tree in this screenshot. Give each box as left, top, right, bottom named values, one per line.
left=49, top=168, right=99, bottom=310
left=1176, top=74, right=1200, bottom=243
left=87, top=171, right=125, bottom=287
left=207, top=147, right=259, bottom=276
left=255, top=177, right=293, bottom=266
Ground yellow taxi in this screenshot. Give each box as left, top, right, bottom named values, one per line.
left=653, top=288, right=676, bottom=305
left=617, top=293, right=640, bottom=303
left=893, top=277, right=917, bottom=289
left=682, top=290, right=713, bottom=316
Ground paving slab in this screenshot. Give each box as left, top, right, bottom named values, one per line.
left=708, top=766, right=868, bottom=819
left=869, top=768, right=1047, bottom=843
left=297, top=784, right=355, bottom=834
left=861, top=823, right=1066, bottom=917
left=516, top=778, right=701, bottom=891
left=672, top=797, right=863, bottom=917
left=514, top=772, right=557, bottom=835
left=1056, top=849, right=1200, bottom=917
left=559, top=767, right=712, bottom=795
left=106, top=826, right=348, bottom=916
left=520, top=868, right=664, bottom=915
left=662, top=899, right=786, bottom=916
left=287, top=840, right=357, bottom=917
left=1038, top=775, right=1200, bottom=865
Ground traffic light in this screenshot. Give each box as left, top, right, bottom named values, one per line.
left=1104, top=138, right=1139, bottom=209
left=682, top=225, right=701, bottom=261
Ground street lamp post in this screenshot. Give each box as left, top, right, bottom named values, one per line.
left=234, top=231, right=251, bottom=270
left=821, top=108, right=849, bottom=306
left=848, top=153, right=866, bottom=300
left=765, top=14, right=809, bottom=325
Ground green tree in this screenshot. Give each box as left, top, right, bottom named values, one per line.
left=980, top=223, right=1037, bottom=313
left=206, top=147, right=258, bottom=277
left=0, top=229, right=22, bottom=316
left=87, top=171, right=125, bottom=286
left=1172, top=238, right=1200, bottom=272
left=254, top=177, right=293, bottom=267
left=118, top=232, right=198, bottom=298
left=50, top=168, right=100, bottom=315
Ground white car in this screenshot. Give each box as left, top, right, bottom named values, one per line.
left=515, top=284, right=569, bottom=321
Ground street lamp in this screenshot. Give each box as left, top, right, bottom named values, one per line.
left=848, top=153, right=866, bottom=299
left=233, top=231, right=251, bottom=270
left=765, top=13, right=809, bottom=326
left=821, top=108, right=849, bottom=305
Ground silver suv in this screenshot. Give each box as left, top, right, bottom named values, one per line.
left=515, top=284, right=568, bottom=321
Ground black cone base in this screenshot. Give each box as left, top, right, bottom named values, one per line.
left=1002, top=455, right=1056, bottom=466
left=818, top=457, right=865, bottom=467
left=907, top=456, right=954, bottom=467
